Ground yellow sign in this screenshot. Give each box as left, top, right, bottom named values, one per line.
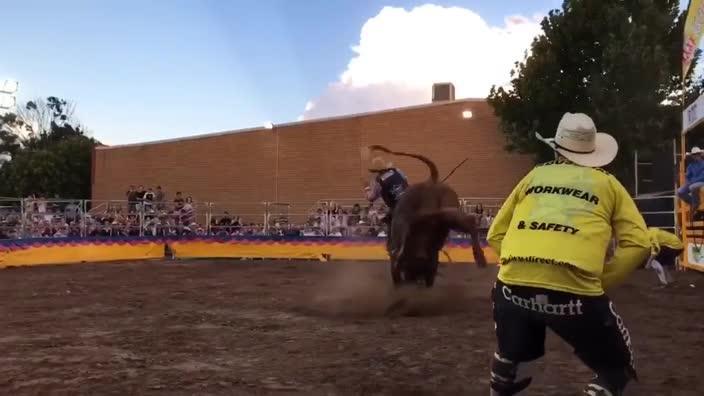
left=684, top=0, right=704, bottom=78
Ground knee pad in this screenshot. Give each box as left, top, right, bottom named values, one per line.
left=583, top=382, right=615, bottom=396
left=583, top=367, right=636, bottom=396
left=490, top=353, right=534, bottom=396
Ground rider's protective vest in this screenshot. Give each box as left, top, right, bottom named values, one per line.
left=376, top=168, right=408, bottom=209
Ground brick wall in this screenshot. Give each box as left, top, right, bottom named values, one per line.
left=92, top=99, right=535, bottom=215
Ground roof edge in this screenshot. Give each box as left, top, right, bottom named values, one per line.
left=96, top=98, right=487, bottom=151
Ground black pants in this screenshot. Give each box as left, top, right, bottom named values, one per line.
left=492, top=280, right=636, bottom=389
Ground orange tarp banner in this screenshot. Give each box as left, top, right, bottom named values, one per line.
left=0, top=237, right=164, bottom=267
left=0, top=236, right=495, bottom=267
left=168, top=236, right=495, bottom=264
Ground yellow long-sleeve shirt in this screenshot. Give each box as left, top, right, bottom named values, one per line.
left=648, top=227, right=684, bottom=256
left=487, top=160, right=651, bottom=296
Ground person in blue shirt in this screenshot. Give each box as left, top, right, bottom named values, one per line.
left=677, top=146, right=704, bottom=215
left=364, top=156, right=409, bottom=252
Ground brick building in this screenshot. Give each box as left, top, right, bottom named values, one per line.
left=91, top=96, right=535, bottom=212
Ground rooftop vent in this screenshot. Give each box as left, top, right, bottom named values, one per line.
left=432, top=82, right=455, bottom=102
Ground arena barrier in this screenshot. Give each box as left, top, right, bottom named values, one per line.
left=0, top=237, right=165, bottom=267
left=168, top=235, right=497, bottom=263
left=0, top=236, right=495, bottom=268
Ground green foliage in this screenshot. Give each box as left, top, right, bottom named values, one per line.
left=0, top=97, right=99, bottom=198
left=487, top=0, right=702, bottom=185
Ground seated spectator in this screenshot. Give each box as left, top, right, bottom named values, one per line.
left=232, top=216, right=242, bottom=233
left=64, top=201, right=82, bottom=225
left=329, top=227, right=343, bottom=237
left=54, top=224, right=69, bottom=238
left=180, top=196, right=195, bottom=225
left=174, top=192, right=185, bottom=211
left=144, top=216, right=160, bottom=236
left=678, top=146, right=704, bottom=215
left=350, top=203, right=361, bottom=224
left=216, top=211, right=232, bottom=233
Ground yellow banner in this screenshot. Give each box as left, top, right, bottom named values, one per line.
left=169, top=239, right=497, bottom=264
left=0, top=240, right=164, bottom=268
left=684, top=0, right=704, bottom=78
left=0, top=237, right=497, bottom=267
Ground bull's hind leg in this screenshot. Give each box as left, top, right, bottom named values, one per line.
left=424, top=255, right=439, bottom=287
left=390, top=258, right=402, bottom=286
left=441, top=210, right=488, bottom=268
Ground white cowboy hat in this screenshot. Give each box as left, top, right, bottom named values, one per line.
left=535, top=112, right=618, bottom=168
left=686, top=146, right=703, bottom=156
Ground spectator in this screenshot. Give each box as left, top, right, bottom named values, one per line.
left=64, top=201, right=82, bottom=225
left=155, top=186, right=165, bottom=210
left=143, top=187, right=156, bottom=212
left=350, top=203, right=361, bottom=224
left=4, top=194, right=506, bottom=239
left=132, top=185, right=145, bottom=212
left=180, top=196, right=195, bottom=226
left=474, top=203, right=484, bottom=216
left=174, top=192, right=184, bottom=211
left=218, top=211, right=232, bottom=231
left=126, top=186, right=137, bottom=212
left=54, top=224, right=69, bottom=238
left=329, top=227, right=343, bottom=237
left=677, top=146, right=704, bottom=217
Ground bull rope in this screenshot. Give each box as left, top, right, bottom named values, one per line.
left=440, top=157, right=469, bottom=183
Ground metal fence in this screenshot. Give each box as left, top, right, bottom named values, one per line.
left=0, top=194, right=675, bottom=240
left=0, top=197, right=500, bottom=239
left=633, top=194, right=677, bottom=233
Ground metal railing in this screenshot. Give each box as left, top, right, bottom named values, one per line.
left=0, top=197, right=500, bottom=240
left=633, top=194, right=677, bottom=233
left=0, top=194, right=679, bottom=240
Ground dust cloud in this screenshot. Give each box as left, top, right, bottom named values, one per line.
left=302, top=262, right=481, bottom=318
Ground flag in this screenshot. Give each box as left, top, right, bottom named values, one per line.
left=684, top=0, right=704, bottom=79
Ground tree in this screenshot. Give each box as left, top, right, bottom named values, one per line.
left=487, top=0, right=702, bottom=189
left=0, top=96, right=99, bottom=198
left=14, top=96, right=77, bottom=137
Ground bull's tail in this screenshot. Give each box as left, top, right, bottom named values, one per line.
left=366, top=145, right=439, bottom=183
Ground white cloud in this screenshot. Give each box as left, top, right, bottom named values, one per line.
left=300, top=4, right=544, bottom=120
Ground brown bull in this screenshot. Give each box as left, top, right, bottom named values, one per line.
left=366, top=145, right=488, bottom=287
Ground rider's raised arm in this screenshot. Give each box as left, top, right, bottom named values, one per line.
left=364, top=178, right=381, bottom=202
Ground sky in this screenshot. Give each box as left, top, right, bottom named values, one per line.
left=0, top=0, right=690, bottom=145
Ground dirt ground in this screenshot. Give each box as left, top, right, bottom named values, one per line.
left=0, top=259, right=702, bottom=396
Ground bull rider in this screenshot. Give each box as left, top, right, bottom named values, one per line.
left=364, top=156, right=409, bottom=252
